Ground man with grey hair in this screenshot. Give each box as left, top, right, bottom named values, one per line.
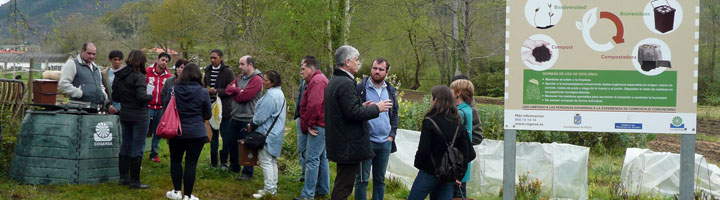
left=324, top=45, right=392, bottom=200
left=59, top=42, right=109, bottom=109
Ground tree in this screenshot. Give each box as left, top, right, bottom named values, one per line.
left=102, top=0, right=154, bottom=50
left=147, top=0, right=209, bottom=58
left=51, top=13, right=110, bottom=54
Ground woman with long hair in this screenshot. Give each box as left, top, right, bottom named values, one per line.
left=112, top=50, right=153, bottom=189
left=250, top=70, right=287, bottom=199
left=163, top=63, right=212, bottom=200
left=407, top=85, right=476, bottom=200
left=450, top=79, right=475, bottom=198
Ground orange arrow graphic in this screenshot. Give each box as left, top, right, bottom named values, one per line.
left=600, top=11, right=624, bottom=44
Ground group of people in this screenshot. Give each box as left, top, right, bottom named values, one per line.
left=57, top=43, right=481, bottom=200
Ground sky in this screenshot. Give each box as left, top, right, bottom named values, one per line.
left=0, top=0, right=8, bottom=6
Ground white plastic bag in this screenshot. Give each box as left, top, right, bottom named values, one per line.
left=209, top=96, right=222, bottom=129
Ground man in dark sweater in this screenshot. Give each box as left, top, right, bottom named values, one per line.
left=204, top=49, right=236, bottom=170
left=324, top=45, right=392, bottom=200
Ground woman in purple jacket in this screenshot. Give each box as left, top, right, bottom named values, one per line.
left=163, top=63, right=211, bottom=200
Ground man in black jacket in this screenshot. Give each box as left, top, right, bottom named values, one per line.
left=203, top=49, right=236, bottom=169
left=324, top=45, right=392, bottom=200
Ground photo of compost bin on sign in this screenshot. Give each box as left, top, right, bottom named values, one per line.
left=505, top=0, right=699, bottom=134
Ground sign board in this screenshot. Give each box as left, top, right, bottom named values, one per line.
left=504, top=0, right=698, bottom=134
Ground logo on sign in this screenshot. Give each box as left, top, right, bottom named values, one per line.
left=573, top=114, right=582, bottom=125
left=94, top=122, right=113, bottom=146
left=670, top=116, right=685, bottom=129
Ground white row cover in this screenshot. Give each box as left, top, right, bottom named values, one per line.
left=387, top=129, right=589, bottom=199
left=621, top=148, right=720, bottom=197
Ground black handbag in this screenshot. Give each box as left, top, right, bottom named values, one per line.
left=244, top=100, right=285, bottom=150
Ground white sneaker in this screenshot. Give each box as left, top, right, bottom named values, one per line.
left=183, top=195, right=199, bottom=200
left=252, top=189, right=266, bottom=199
left=166, top=190, right=182, bottom=200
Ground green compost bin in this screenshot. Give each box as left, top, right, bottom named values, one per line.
left=10, top=110, right=121, bottom=185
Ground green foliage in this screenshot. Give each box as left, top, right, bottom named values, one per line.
left=397, top=95, right=430, bottom=131
left=515, top=171, right=545, bottom=199
left=473, top=72, right=505, bottom=97
left=0, top=108, right=21, bottom=179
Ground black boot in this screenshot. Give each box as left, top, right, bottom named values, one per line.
left=129, top=157, right=149, bottom=189
left=219, top=150, right=228, bottom=166
left=211, top=151, right=218, bottom=167
left=118, top=155, right=130, bottom=186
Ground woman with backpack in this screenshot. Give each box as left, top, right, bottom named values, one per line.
left=451, top=79, right=475, bottom=198
left=408, top=85, right=476, bottom=200
left=163, top=63, right=212, bottom=200
left=248, top=70, right=286, bottom=199
left=112, top=50, right=154, bottom=189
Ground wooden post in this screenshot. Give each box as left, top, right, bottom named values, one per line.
left=27, top=58, right=34, bottom=104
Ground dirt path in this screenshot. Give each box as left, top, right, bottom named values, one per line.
left=401, top=90, right=504, bottom=105
left=648, top=134, right=720, bottom=165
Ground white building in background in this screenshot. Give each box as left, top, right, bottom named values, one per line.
left=0, top=53, right=71, bottom=71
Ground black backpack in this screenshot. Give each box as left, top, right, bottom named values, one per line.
left=424, top=117, right=467, bottom=182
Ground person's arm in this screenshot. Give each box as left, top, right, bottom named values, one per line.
left=252, top=93, right=276, bottom=127
left=225, top=77, right=240, bottom=96
left=59, top=59, right=82, bottom=98
left=299, top=88, right=310, bottom=133
left=134, top=76, right=153, bottom=103
left=201, top=91, right=212, bottom=120
left=231, top=75, right=262, bottom=103
left=460, top=124, right=477, bottom=163
left=305, top=79, right=326, bottom=131
left=336, top=80, right=379, bottom=121
left=417, top=119, right=434, bottom=161
left=389, top=87, right=399, bottom=139
left=216, top=69, right=235, bottom=98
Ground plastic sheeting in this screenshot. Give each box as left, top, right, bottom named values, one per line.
left=621, top=148, right=720, bottom=197
left=388, top=129, right=589, bottom=199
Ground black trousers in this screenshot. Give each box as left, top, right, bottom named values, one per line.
left=169, top=137, right=206, bottom=196
left=331, top=162, right=360, bottom=200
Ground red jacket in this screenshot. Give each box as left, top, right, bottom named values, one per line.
left=300, top=70, right=328, bottom=133
left=145, top=64, right=172, bottom=109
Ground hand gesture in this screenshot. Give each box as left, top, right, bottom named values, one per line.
left=308, top=128, right=319, bottom=136
left=375, top=99, right=392, bottom=112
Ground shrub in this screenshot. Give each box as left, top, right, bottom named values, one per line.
left=0, top=108, right=21, bottom=179
left=397, top=95, right=430, bottom=131
left=472, top=72, right=505, bottom=97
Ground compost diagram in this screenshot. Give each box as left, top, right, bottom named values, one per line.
left=507, top=0, right=698, bottom=134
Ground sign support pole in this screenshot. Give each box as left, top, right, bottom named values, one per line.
left=679, top=134, right=696, bottom=199
left=502, top=129, right=517, bottom=200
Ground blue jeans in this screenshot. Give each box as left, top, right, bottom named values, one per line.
left=407, top=170, right=454, bottom=200
left=355, top=140, right=392, bottom=200
left=228, top=119, right=253, bottom=176
left=120, top=120, right=150, bottom=158
left=211, top=118, right=231, bottom=164
left=300, top=126, right=330, bottom=198
left=148, top=108, right=164, bottom=157
left=296, top=120, right=306, bottom=178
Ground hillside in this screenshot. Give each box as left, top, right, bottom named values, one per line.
left=0, top=0, right=138, bottom=43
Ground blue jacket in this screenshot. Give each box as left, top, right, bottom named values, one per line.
left=167, top=81, right=211, bottom=139
left=252, top=87, right=287, bottom=157
left=356, top=77, right=399, bottom=153
left=458, top=102, right=473, bottom=182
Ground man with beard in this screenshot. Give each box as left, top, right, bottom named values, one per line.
left=146, top=52, right=173, bottom=163
left=353, top=58, right=399, bottom=200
